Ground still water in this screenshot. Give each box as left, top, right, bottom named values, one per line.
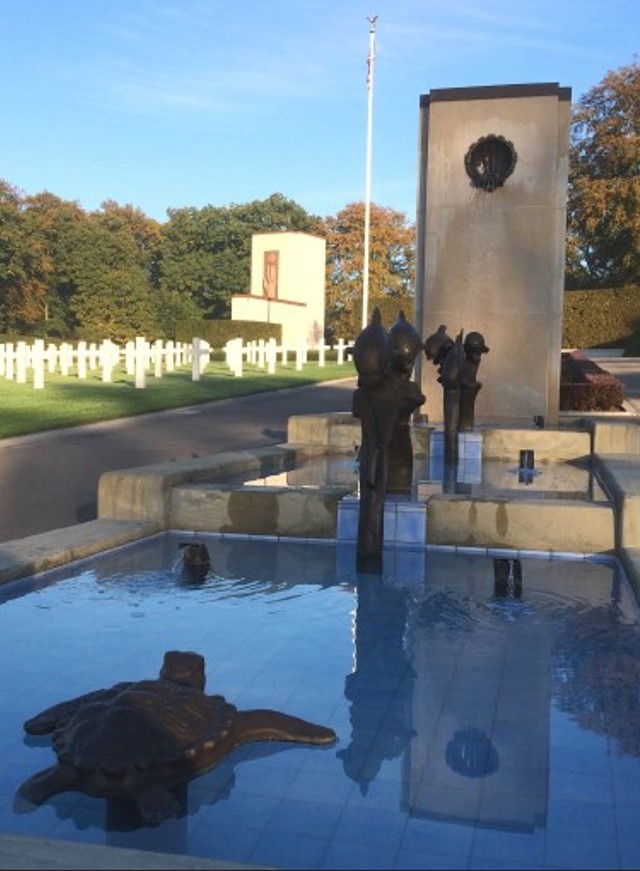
left=1, top=532, right=639, bottom=869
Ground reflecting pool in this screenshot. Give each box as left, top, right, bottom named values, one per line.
left=1, top=533, right=640, bottom=869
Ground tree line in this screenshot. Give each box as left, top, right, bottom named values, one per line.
left=1, top=59, right=637, bottom=345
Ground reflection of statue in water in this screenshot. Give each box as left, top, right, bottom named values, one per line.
left=423, top=325, right=489, bottom=464
left=337, top=577, right=416, bottom=792
left=352, top=309, right=425, bottom=571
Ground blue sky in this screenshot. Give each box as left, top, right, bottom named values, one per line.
left=3, top=0, right=638, bottom=224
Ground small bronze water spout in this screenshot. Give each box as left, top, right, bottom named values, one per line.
left=179, top=542, right=211, bottom=583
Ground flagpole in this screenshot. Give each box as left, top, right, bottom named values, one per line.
left=362, top=14, right=377, bottom=329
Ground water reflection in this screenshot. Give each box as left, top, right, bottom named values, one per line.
left=552, top=565, right=640, bottom=757
left=339, top=551, right=640, bottom=832
left=425, top=454, right=606, bottom=501
left=445, top=727, right=499, bottom=778
left=15, top=740, right=301, bottom=852
left=4, top=535, right=640, bottom=868
left=338, top=576, right=416, bottom=793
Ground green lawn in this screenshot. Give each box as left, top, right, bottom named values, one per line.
left=0, top=360, right=354, bottom=439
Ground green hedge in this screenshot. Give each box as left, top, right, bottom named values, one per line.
left=563, top=285, right=640, bottom=354
left=174, top=319, right=282, bottom=346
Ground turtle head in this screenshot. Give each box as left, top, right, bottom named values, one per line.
left=160, top=650, right=206, bottom=691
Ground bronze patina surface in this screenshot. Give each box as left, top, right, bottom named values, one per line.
left=18, top=650, right=337, bottom=826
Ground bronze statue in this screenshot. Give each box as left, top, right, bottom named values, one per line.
left=17, top=650, right=337, bottom=826
left=459, top=331, right=490, bottom=431
left=387, top=311, right=426, bottom=493
left=352, top=309, right=424, bottom=571
left=178, top=541, right=211, bottom=583
left=423, top=325, right=489, bottom=463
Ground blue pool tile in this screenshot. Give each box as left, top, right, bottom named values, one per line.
left=187, top=822, right=262, bottom=864
left=544, top=832, right=620, bottom=870
left=471, top=824, right=546, bottom=867
left=343, top=774, right=405, bottom=811
left=320, top=835, right=399, bottom=870
left=250, top=828, right=328, bottom=870
left=395, top=505, right=426, bottom=544
left=618, top=821, right=640, bottom=871
left=396, top=846, right=471, bottom=870
left=332, top=802, right=407, bottom=847
left=401, top=817, right=475, bottom=855
left=266, top=797, right=343, bottom=839
left=287, top=767, right=355, bottom=805
left=2, top=534, right=640, bottom=869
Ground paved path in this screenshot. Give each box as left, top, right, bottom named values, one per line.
left=0, top=378, right=357, bottom=544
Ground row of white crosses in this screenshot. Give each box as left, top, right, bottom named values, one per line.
left=0, top=338, right=205, bottom=390
left=0, top=336, right=354, bottom=389
left=224, top=337, right=352, bottom=377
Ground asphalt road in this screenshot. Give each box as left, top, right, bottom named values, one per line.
left=0, top=377, right=357, bottom=544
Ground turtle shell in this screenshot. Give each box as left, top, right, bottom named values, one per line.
left=51, top=680, right=237, bottom=774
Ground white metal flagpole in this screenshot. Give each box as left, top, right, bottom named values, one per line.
left=362, top=14, right=377, bottom=329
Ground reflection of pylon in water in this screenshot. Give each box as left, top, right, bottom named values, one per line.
left=493, top=558, right=523, bottom=599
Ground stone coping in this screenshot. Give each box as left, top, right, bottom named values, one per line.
left=0, top=519, right=160, bottom=585
left=0, top=832, right=270, bottom=870
left=0, top=418, right=636, bottom=588
left=287, top=412, right=595, bottom=460
left=621, top=547, right=640, bottom=603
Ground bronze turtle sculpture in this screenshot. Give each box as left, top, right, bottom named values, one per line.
left=18, top=650, right=337, bottom=825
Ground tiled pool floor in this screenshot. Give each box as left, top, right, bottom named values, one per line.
left=1, top=533, right=640, bottom=870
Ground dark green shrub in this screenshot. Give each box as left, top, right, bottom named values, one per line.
left=563, top=286, right=640, bottom=354
left=174, top=319, right=282, bottom=346
left=560, top=350, right=625, bottom=411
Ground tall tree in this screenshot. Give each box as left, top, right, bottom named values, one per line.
left=323, top=202, right=415, bottom=341
left=98, top=201, right=163, bottom=288
left=21, top=191, right=87, bottom=336
left=159, top=193, right=320, bottom=320
left=567, top=58, right=640, bottom=288
left=67, top=212, right=159, bottom=341
left=0, top=180, right=51, bottom=333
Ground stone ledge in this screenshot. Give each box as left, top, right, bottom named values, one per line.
left=594, top=454, right=640, bottom=550
left=592, top=419, right=640, bottom=455
left=619, top=547, right=640, bottom=604
left=170, top=483, right=352, bottom=538
left=0, top=520, right=161, bottom=586
left=480, top=428, right=591, bottom=461
left=0, top=832, right=267, bottom=870
left=426, top=497, right=615, bottom=554
left=98, top=444, right=328, bottom=524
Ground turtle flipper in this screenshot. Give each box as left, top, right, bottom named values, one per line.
left=234, top=710, right=337, bottom=745
left=18, top=762, right=79, bottom=805
left=133, top=782, right=183, bottom=826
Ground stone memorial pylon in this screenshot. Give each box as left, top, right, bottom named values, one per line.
left=414, top=83, right=571, bottom=426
